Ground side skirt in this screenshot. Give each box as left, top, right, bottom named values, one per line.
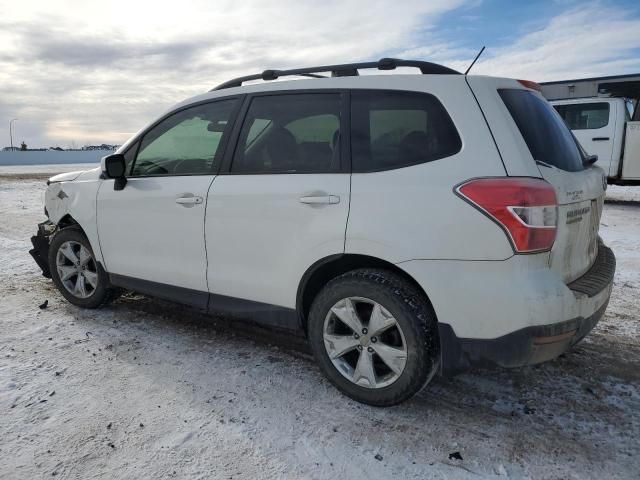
left=108, top=274, right=300, bottom=331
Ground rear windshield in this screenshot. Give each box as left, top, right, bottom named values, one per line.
left=499, top=89, right=584, bottom=172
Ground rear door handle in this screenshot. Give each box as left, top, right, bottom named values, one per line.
left=299, top=195, right=340, bottom=205
left=592, top=137, right=610, bottom=141
left=175, top=196, right=203, bottom=206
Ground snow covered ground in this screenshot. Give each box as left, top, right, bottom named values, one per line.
left=0, top=168, right=639, bottom=479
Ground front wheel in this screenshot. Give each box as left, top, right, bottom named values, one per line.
left=308, top=269, right=440, bottom=406
left=48, top=228, right=118, bottom=308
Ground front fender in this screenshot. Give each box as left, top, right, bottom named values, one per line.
left=45, top=176, right=103, bottom=264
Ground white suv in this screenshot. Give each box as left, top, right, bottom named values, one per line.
left=30, top=59, right=616, bottom=406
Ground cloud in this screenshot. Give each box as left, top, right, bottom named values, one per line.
left=32, top=35, right=208, bottom=69
left=457, top=2, right=640, bottom=80
left=0, top=0, right=639, bottom=147
left=0, top=0, right=467, bottom=147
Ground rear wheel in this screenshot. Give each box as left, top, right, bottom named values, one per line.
left=308, top=269, right=440, bottom=406
left=48, top=228, right=118, bottom=308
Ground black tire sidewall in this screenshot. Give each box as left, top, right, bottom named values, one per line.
left=308, top=270, right=439, bottom=406
left=48, top=228, right=111, bottom=309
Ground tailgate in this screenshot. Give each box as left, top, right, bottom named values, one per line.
left=482, top=82, right=606, bottom=283
left=537, top=165, right=606, bottom=282
left=472, top=78, right=608, bottom=283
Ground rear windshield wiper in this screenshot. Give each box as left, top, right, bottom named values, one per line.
left=535, top=159, right=554, bottom=169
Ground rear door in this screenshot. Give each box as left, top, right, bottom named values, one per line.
left=498, top=88, right=606, bottom=282
left=553, top=101, right=616, bottom=177
left=205, top=92, right=350, bottom=312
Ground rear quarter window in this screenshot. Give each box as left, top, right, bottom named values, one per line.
left=351, top=90, right=461, bottom=172
left=499, top=89, right=585, bottom=172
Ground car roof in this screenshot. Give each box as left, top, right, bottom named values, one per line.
left=116, top=72, right=520, bottom=156
left=173, top=72, right=525, bottom=113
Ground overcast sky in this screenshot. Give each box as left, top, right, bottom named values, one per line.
left=1, top=0, right=639, bottom=148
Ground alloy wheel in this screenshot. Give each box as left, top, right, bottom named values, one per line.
left=323, top=297, right=407, bottom=389
left=55, top=241, right=98, bottom=299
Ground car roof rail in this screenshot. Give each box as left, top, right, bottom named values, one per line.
left=211, top=58, right=461, bottom=91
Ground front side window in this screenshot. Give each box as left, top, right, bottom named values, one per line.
left=500, top=89, right=585, bottom=172
left=131, top=99, right=237, bottom=176
left=350, top=90, right=461, bottom=172
left=231, top=94, right=342, bottom=173
left=553, top=102, right=610, bottom=130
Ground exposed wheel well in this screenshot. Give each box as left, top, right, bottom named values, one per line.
left=57, top=214, right=81, bottom=230
left=56, top=215, right=92, bottom=240
left=297, top=254, right=435, bottom=333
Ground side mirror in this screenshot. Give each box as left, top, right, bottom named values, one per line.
left=102, top=154, right=127, bottom=190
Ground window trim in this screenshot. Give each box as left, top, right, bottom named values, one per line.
left=124, top=96, right=244, bottom=178
left=349, top=89, right=463, bottom=173
left=554, top=102, right=611, bottom=130
left=219, top=89, right=351, bottom=175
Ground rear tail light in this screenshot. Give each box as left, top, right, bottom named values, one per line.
left=456, top=178, right=557, bottom=253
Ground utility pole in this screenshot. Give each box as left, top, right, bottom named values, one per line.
left=9, top=118, right=18, bottom=150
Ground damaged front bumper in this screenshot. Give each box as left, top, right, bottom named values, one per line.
left=29, top=221, right=56, bottom=278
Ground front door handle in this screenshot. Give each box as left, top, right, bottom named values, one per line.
left=175, top=196, right=203, bottom=206
left=592, top=137, right=610, bottom=141
left=299, top=195, right=340, bottom=205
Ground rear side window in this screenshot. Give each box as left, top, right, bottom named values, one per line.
left=231, top=94, right=342, bottom=174
left=350, top=90, right=461, bottom=172
left=554, top=102, right=610, bottom=130
left=499, top=89, right=584, bottom=172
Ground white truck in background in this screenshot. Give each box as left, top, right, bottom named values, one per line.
left=551, top=97, right=640, bottom=185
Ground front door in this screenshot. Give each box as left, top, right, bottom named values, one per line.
left=97, top=98, right=239, bottom=300
left=205, top=92, right=350, bottom=312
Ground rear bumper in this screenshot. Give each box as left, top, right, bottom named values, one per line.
left=439, top=298, right=609, bottom=374
left=438, top=244, right=615, bottom=375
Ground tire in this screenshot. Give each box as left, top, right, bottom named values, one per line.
left=308, top=269, right=440, bottom=406
left=48, top=227, right=119, bottom=308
